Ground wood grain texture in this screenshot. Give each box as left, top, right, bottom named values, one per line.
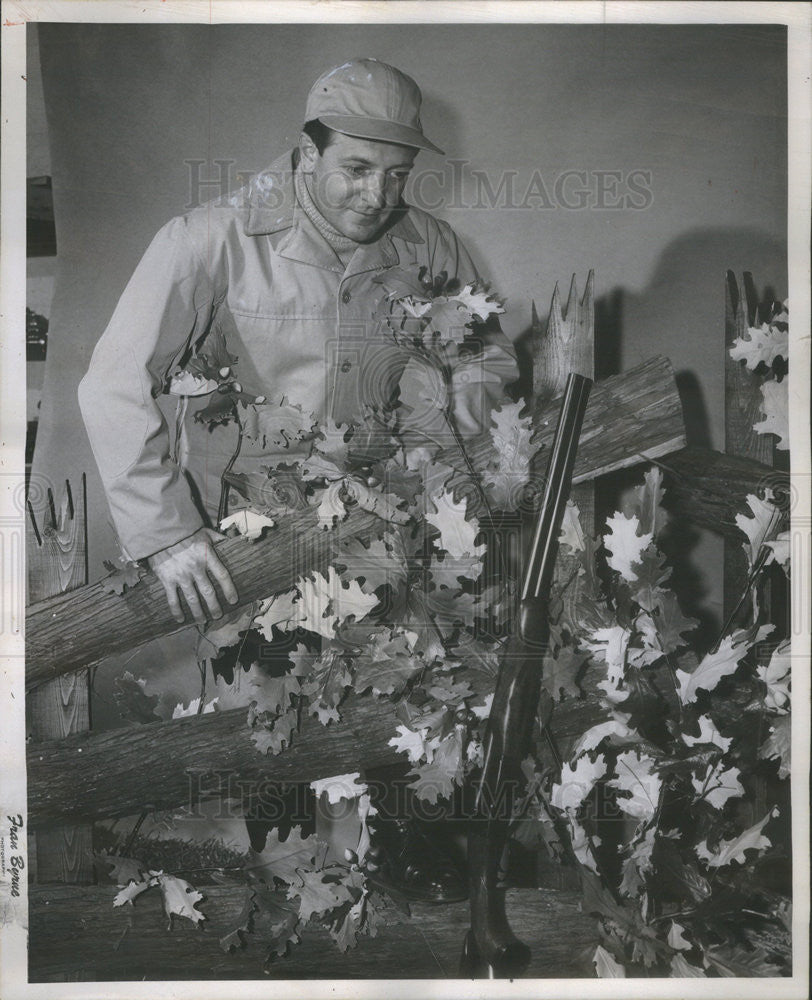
left=532, top=272, right=595, bottom=405
left=28, top=883, right=597, bottom=981
left=27, top=654, right=675, bottom=825
left=25, top=356, right=686, bottom=692
left=26, top=477, right=94, bottom=884
left=659, top=446, right=787, bottom=539
left=533, top=271, right=596, bottom=540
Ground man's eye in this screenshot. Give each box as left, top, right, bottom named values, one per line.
left=346, top=166, right=367, bottom=178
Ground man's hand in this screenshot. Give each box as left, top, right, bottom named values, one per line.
left=148, top=527, right=239, bottom=623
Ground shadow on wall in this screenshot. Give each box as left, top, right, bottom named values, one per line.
left=512, top=226, right=786, bottom=645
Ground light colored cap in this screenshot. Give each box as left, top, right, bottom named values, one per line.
left=305, top=58, right=444, bottom=155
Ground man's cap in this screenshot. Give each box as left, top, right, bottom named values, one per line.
left=305, top=58, right=444, bottom=155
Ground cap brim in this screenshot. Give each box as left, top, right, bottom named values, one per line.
left=318, top=115, right=444, bottom=155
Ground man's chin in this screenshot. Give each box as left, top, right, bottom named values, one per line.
left=342, top=213, right=389, bottom=243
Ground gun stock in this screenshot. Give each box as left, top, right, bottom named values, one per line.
left=462, top=373, right=592, bottom=978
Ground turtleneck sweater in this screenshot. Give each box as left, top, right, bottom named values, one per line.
left=294, top=168, right=360, bottom=268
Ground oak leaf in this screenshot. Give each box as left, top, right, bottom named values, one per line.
left=336, top=533, right=408, bottom=594
left=541, top=647, right=589, bottom=701
left=729, top=321, right=788, bottom=370
left=482, top=401, right=534, bottom=510
left=219, top=888, right=256, bottom=952
left=691, top=762, right=744, bottom=809
left=425, top=489, right=484, bottom=560
left=695, top=809, right=776, bottom=867
left=352, top=629, right=421, bottom=696
left=113, top=877, right=156, bottom=907
left=310, top=772, right=368, bottom=805
left=681, top=714, right=732, bottom=752
left=619, top=826, right=655, bottom=897
left=559, top=500, right=586, bottom=553
left=246, top=826, right=319, bottom=886
left=314, top=418, right=352, bottom=465
left=388, top=724, right=434, bottom=764
left=158, top=873, right=206, bottom=925
left=572, top=719, right=634, bottom=759
left=251, top=708, right=298, bottom=755
left=241, top=396, right=317, bottom=450
left=626, top=467, right=667, bottom=537
left=450, top=283, right=505, bottom=322
left=97, top=852, right=149, bottom=887
left=219, top=508, right=276, bottom=541
left=168, top=370, right=218, bottom=396
left=670, top=954, right=706, bottom=977
left=300, top=453, right=344, bottom=483
left=331, top=897, right=366, bottom=952
left=632, top=546, right=672, bottom=613
left=753, top=377, right=789, bottom=450
left=594, top=945, right=626, bottom=978
left=756, top=638, right=791, bottom=712
left=651, top=591, right=698, bottom=654
left=101, top=557, right=145, bottom=596
left=765, top=529, right=790, bottom=572
left=112, top=671, right=161, bottom=724
left=584, top=625, right=631, bottom=690
left=735, top=492, right=782, bottom=568
left=197, top=605, right=255, bottom=659
left=675, top=624, right=774, bottom=704
left=759, top=714, right=791, bottom=778
left=287, top=869, right=354, bottom=923
left=603, top=512, right=652, bottom=582
left=428, top=551, right=483, bottom=588
left=407, top=729, right=465, bottom=803
left=551, top=753, right=608, bottom=812
left=608, top=751, right=661, bottom=821
left=255, top=588, right=304, bottom=638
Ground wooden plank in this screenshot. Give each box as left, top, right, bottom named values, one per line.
left=25, top=355, right=686, bottom=692
left=26, top=476, right=87, bottom=602
left=26, top=477, right=94, bottom=885
left=722, top=272, right=788, bottom=827
left=28, top=883, right=597, bottom=981
left=26, top=654, right=674, bottom=825
left=658, top=446, right=788, bottom=539
left=532, top=272, right=596, bottom=533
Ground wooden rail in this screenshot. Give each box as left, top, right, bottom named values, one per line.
left=25, top=355, right=686, bottom=692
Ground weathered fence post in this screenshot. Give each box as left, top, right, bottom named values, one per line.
left=26, top=476, right=95, bottom=894
left=723, top=271, right=788, bottom=827
left=532, top=272, right=595, bottom=534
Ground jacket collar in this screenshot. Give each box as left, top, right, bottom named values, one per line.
left=243, top=150, right=425, bottom=247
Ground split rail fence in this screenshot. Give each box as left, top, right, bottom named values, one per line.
left=24, top=272, right=787, bottom=979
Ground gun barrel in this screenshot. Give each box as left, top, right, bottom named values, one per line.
left=521, top=373, right=592, bottom=601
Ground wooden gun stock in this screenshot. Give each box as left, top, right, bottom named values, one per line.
left=462, top=373, right=592, bottom=978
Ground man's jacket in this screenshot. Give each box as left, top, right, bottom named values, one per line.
left=79, top=151, right=518, bottom=560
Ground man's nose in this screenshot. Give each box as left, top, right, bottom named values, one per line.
left=362, top=173, right=387, bottom=209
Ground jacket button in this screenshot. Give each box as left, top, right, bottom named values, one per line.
left=340, top=360, right=353, bottom=373
left=341, top=290, right=352, bottom=303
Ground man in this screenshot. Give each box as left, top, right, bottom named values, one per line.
left=80, top=57, right=518, bottom=899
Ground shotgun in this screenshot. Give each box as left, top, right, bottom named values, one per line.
left=461, top=372, right=592, bottom=977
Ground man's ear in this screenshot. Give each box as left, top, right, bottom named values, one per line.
left=298, top=131, right=319, bottom=173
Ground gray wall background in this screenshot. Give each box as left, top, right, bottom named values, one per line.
left=30, top=22, right=787, bottom=636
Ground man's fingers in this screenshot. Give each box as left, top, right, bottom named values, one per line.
left=207, top=553, right=239, bottom=605
left=180, top=583, right=206, bottom=624
left=198, top=581, right=223, bottom=620
left=163, top=583, right=185, bottom=624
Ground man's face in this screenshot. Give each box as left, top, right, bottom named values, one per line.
left=299, top=131, right=418, bottom=243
